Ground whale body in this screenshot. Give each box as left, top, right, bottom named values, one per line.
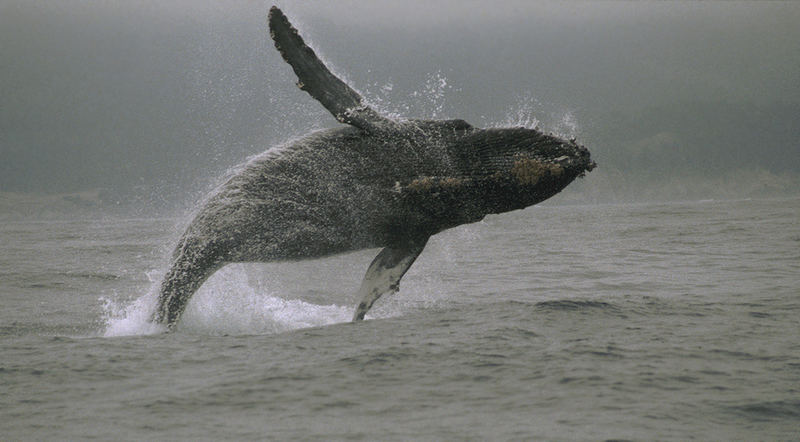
left=152, top=6, right=596, bottom=328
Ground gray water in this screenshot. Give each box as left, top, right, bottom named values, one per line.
left=1, top=198, right=799, bottom=440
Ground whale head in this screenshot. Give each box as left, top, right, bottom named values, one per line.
left=455, top=127, right=596, bottom=214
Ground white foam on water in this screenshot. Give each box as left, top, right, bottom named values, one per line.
left=178, top=266, right=353, bottom=335
left=100, top=264, right=365, bottom=337
left=101, top=289, right=167, bottom=337
left=100, top=267, right=168, bottom=337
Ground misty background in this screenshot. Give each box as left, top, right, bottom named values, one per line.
left=1, top=0, right=798, bottom=218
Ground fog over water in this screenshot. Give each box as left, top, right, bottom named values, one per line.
left=2, top=4, right=800, bottom=439
left=1, top=1, right=798, bottom=217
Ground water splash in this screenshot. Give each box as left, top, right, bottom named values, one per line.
left=419, top=71, right=451, bottom=119
left=498, top=92, right=542, bottom=129
left=101, top=263, right=380, bottom=337
left=362, top=78, right=409, bottom=121
left=178, top=265, right=352, bottom=335
left=101, top=290, right=166, bottom=337
left=363, top=70, right=455, bottom=121
left=552, top=109, right=580, bottom=139
left=99, top=246, right=461, bottom=337
left=492, top=92, right=582, bottom=140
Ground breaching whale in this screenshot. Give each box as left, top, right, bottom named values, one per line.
left=152, top=6, right=595, bottom=329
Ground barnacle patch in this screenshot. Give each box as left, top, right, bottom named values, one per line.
left=511, top=157, right=564, bottom=186
left=407, top=176, right=468, bottom=192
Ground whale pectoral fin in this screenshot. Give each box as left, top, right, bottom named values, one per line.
left=352, top=237, right=429, bottom=321
left=268, top=7, right=393, bottom=132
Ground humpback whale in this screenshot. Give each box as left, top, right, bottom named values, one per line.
left=152, top=6, right=595, bottom=328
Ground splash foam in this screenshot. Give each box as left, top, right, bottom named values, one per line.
left=178, top=265, right=352, bottom=335
left=101, top=289, right=166, bottom=337
left=101, top=264, right=361, bottom=337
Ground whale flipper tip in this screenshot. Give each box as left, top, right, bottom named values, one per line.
left=351, top=237, right=429, bottom=322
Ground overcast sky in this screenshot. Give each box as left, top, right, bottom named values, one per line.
left=1, top=1, right=798, bottom=208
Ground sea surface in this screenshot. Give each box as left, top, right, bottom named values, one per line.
left=1, top=197, right=798, bottom=440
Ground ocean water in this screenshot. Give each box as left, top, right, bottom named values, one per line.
left=1, top=197, right=798, bottom=440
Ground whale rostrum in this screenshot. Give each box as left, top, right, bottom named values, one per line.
left=151, top=6, right=596, bottom=329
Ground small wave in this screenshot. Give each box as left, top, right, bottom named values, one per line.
left=339, top=349, right=415, bottom=368
left=728, top=400, right=800, bottom=421
left=62, top=271, right=121, bottom=281
left=535, top=299, right=619, bottom=312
